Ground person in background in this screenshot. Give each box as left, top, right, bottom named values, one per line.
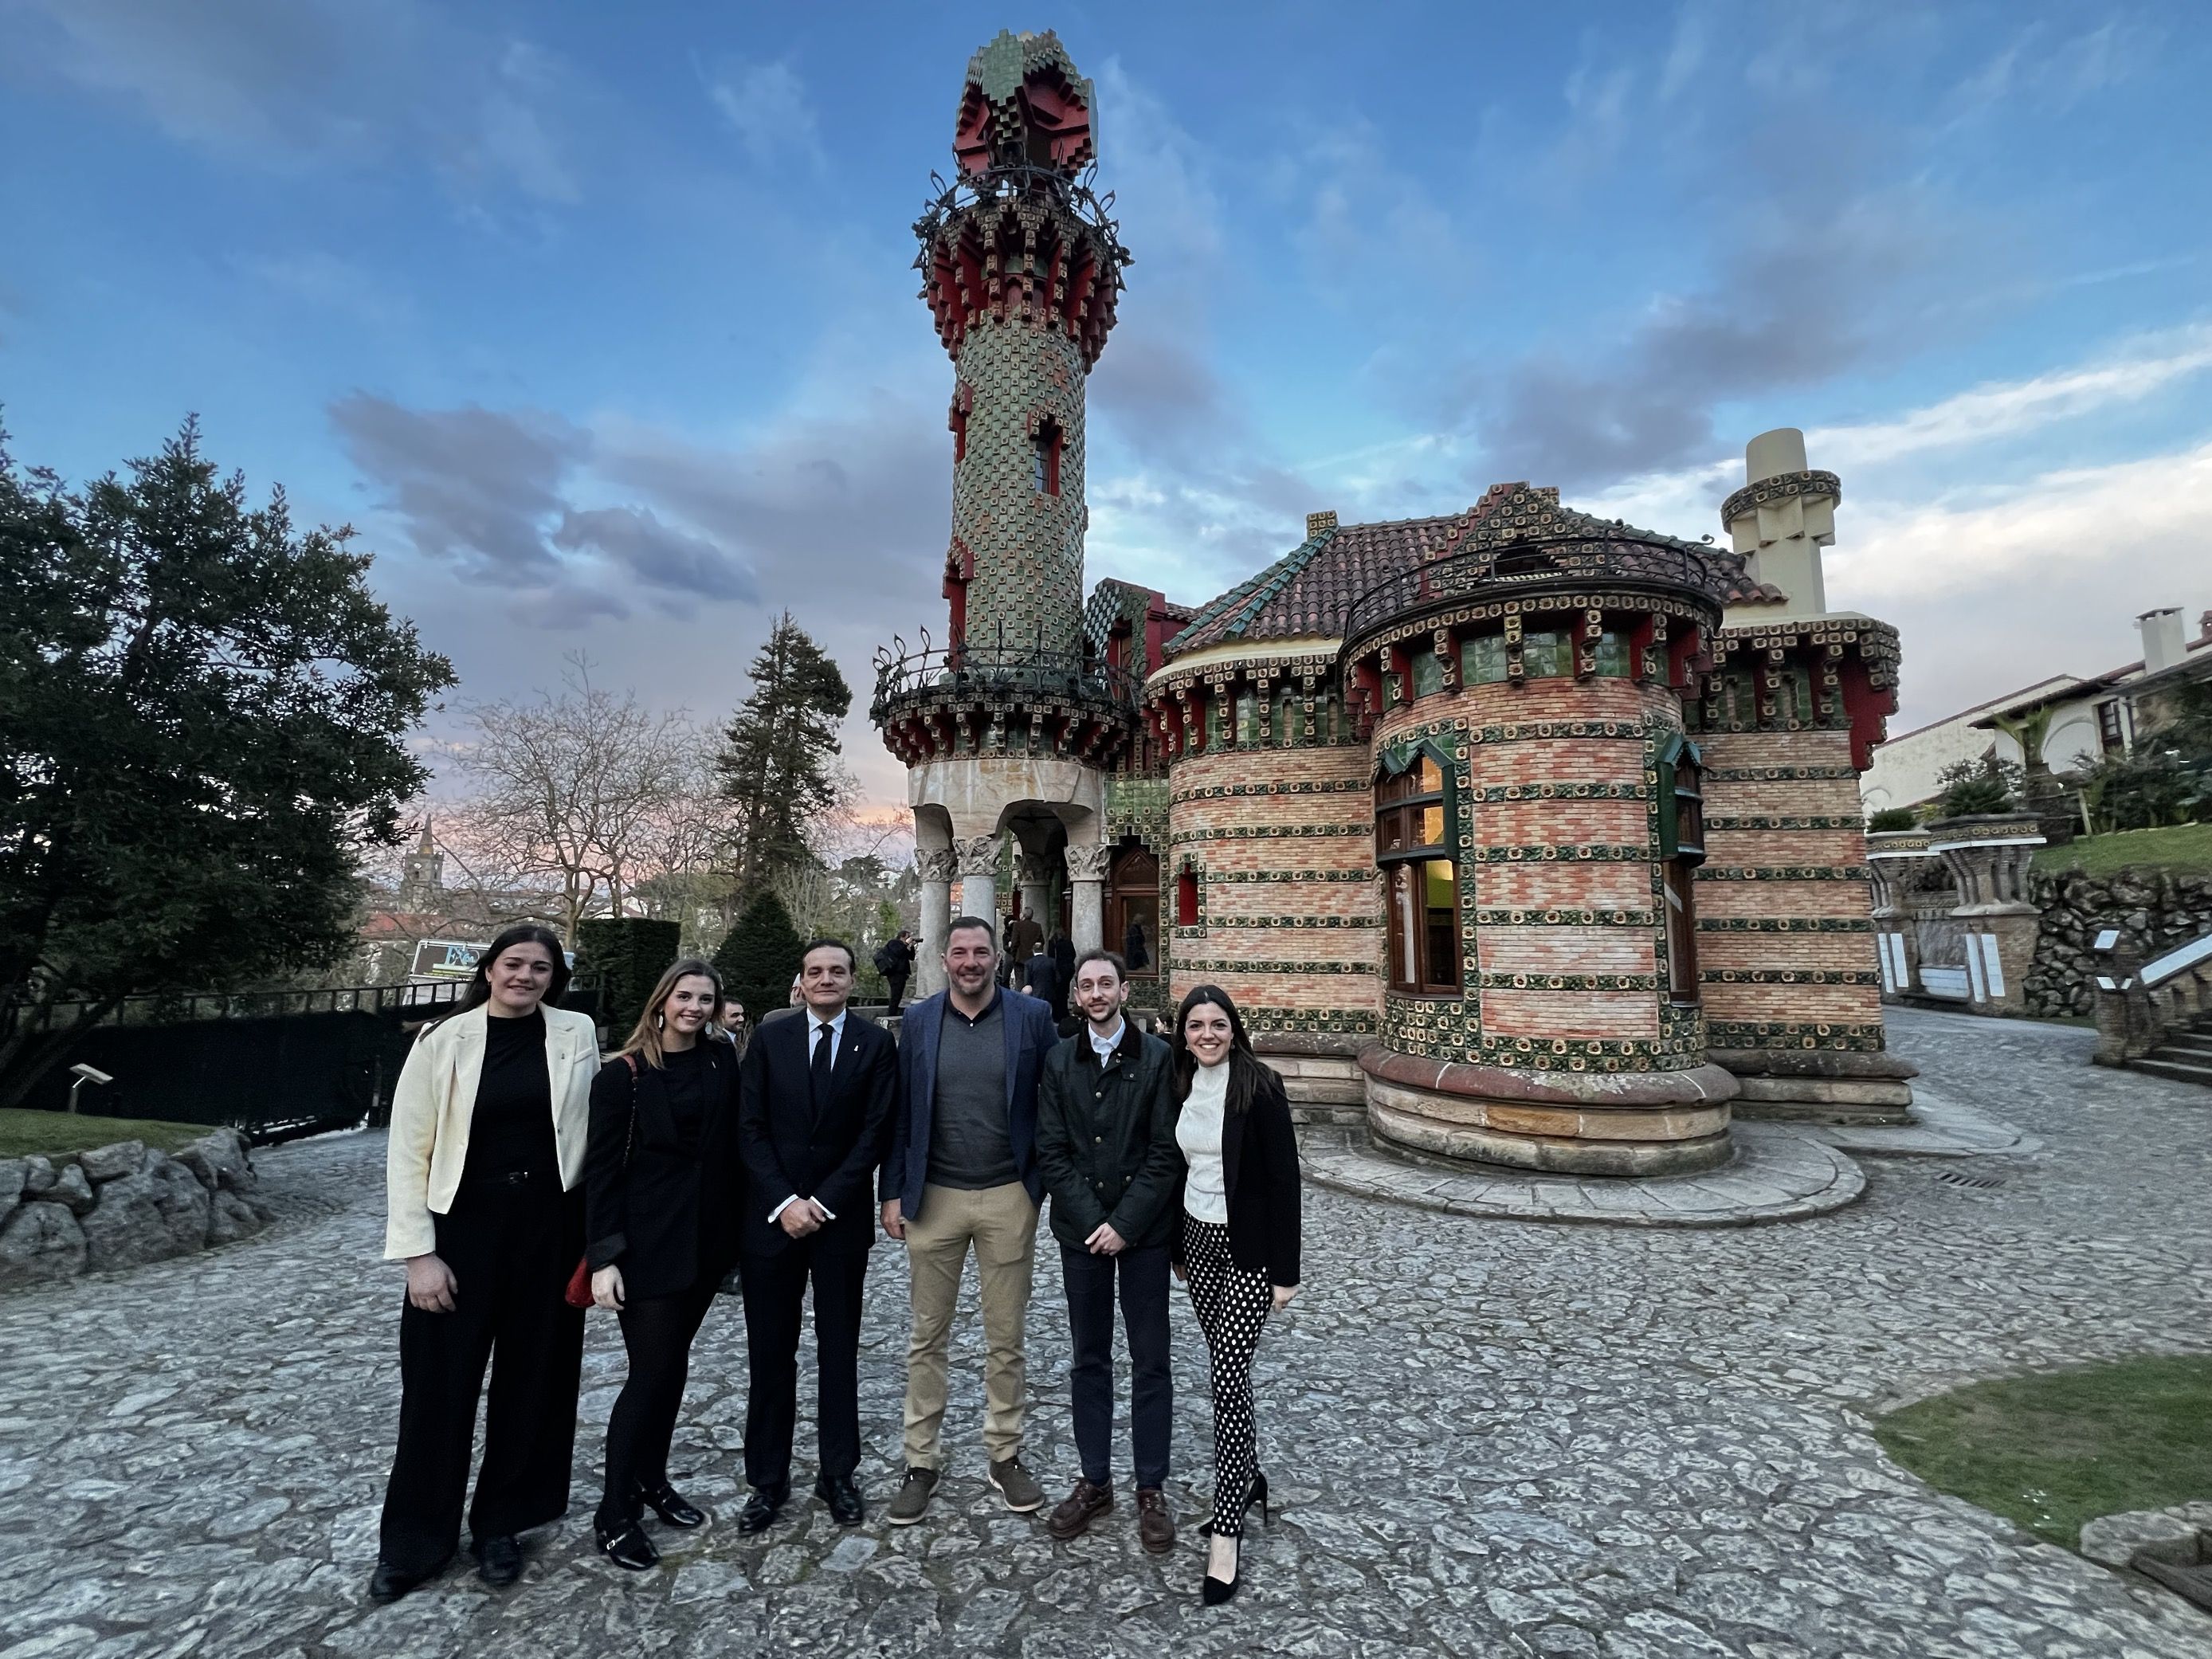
left=1047, top=931, right=1075, bottom=1021
left=879, top=917, right=1059, bottom=1526
left=1033, top=950, right=1182, bottom=1553
left=876, top=928, right=916, bottom=1016
left=761, top=975, right=805, bottom=1026
left=1004, top=907, right=1044, bottom=976
left=1018, top=944, right=1058, bottom=1019
left=1124, top=916, right=1150, bottom=975
left=584, top=957, right=743, bottom=1572
left=735, top=939, right=898, bottom=1531
left=372, top=925, right=597, bottom=1603
left=1170, top=983, right=1301, bottom=1608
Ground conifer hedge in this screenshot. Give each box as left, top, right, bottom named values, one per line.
left=714, top=889, right=803, bottom=1026
left=575, top=917, right=683, bottom=1041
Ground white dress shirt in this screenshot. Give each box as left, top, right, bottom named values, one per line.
left=767, top=1006, right=849, bottom=1224
left=1088, top=1018, right=1125, bottom=1065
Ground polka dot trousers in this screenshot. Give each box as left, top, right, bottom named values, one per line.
left=1180, top=1214, right=1273, bottom=1537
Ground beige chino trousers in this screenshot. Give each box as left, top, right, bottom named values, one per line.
left=900, top=1181, right=1039, bottom=1469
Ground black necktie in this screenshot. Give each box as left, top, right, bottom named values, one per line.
left=810, top=1021, right=833, bottom=1116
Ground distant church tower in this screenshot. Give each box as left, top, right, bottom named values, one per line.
left=873, top=30, right=1136, bottom=996
left=398, top=821, right=444, bottom=912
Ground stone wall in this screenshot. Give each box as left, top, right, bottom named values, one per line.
left=2025, top=870, right=2212, bottom=1018
left=0, top=1128, right=274, bottom=1290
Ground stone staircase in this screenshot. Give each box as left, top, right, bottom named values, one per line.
left=2132, top=1016, right=2212, bottom=1089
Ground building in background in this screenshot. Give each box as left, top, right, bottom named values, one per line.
left=873, top=32, right=1916, bottom=1172
left=354, top=823, right=563, bottom=984
left=1861, top=606, right=2212, bottom=818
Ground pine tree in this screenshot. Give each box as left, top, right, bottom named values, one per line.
left=716, top=612, right=852, bottom=897
left=714, top=887, right=805, bottom=1028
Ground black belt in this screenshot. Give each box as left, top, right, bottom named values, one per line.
left=458, top=1168, right=547, bottom=1189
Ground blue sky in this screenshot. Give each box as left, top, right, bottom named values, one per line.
left=5, top=0, right=2209, bottom=811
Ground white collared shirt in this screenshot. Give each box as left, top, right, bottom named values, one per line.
left=807, top=1006, right=849, bottom=1070
left=1088, top=1018, right=1125, bottom=1065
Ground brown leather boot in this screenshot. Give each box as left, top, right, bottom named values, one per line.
left=1135, top=1486, right=1175, bottom=1554
left=1046, top=1477, right=1113, bottom=1540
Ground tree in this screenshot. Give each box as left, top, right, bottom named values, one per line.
left=713, top=887, right=803, bottom=1026
left=451, top=658, right=717, bottom=938
left=717, top=613, right=852, bottom=897
left=0, top=418, right=453, bottom=1106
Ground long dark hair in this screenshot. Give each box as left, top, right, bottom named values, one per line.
left=441, top=924, right=571, bottom=1024
left=1170, top=982, right=1271, bottom=1116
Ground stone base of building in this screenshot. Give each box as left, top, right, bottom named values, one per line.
left=1257, top=1044, right=1366, bottom=1128
left=1359, top=1049, right=1738, bottom=1178
left=1708, top=1047, right=1918, bottom=1126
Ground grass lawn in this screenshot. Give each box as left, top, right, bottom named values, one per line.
left=2034, top=822, right=2212, bottom=878
left=0, top=1108, right=221, bottom=1163
left=1874, top=1355, right=2212, bottom=1547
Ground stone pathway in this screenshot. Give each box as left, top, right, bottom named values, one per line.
left=1303, top=1120, right=1865, bottom=1228
left=1, top=1010, right=2209, bottom=1657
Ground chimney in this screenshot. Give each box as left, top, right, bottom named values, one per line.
left=1722, top=427, right=1835, bottom=617
left=2138, top=606, right=2187, bottom=674
left=1305, top=510, right=1339, bottom=539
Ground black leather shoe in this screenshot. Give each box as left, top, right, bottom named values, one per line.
left=814, top=1473, right=865, bottom=1527
left=367, top=1555, right=444, bottom=1603
left=638, top=1481, right=706, bottom=1528
left=736, top=1487, right=786, bottom=1535
left=594, top=1519, right=659, bottom=1571
left=1201, top=1535, right=1242, bottom=1606
left=471, top=1533, right=523, bottom=1587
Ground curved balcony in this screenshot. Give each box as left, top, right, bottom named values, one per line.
left=1337, top=533, right=1733, bottom=661
left=871, top=627, right=1143, bottom=769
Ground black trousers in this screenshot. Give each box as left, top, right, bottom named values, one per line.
left=379, top=1179, right=585, bottom=1575
left=737, top=1237, right=869, bottom=1492
left=1061, top=1241, right=1172, bottom=1489
left=885, top=972, right=908, bottom=1014
left=1182, top=1214, right=1273, bottom=1537
left=598, top=1276, right=720, bottom=1526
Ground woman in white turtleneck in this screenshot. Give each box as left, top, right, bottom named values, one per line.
left=1169, top=984, right=1302, bottom=1609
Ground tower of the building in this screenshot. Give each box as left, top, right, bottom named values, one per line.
left=873, top=32, right=1138, bottom=994
left=916, top=29, right=1128, bottom=658
left=398, top=819, right=443, bottom=912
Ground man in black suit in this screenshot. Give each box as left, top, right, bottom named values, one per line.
left=735, top=938, right=898, bottom=1530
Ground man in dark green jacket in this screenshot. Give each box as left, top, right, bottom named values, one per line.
left=1033, top=948, right=1182, bottom=1552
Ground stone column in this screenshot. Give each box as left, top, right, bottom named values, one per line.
left=1930, top=814, right=2045, bottom=1017
left=953, top=833, right=1002, bottom=933
left=1866, top=831, right=1934, bottom=999
left=914, top=848, right=955, bottom=999
left=1016, top=854, right=1055, bottom=939
left=1065, top=842, right=1113, bottom=955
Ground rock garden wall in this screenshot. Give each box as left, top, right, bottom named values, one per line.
left=0, top=1128, right=274, bottom=1290
left=2025, top=871, right=2212, bottom=1018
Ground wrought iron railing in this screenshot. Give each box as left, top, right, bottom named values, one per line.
left=10, top=979, right=468, bottom=1034
left=870, top=625, right=1143, bottom=724
left=911, top=162, right=1132, bottom=269
left=1337, top=533, right=1728, bottom=655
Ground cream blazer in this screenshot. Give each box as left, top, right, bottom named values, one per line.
left=382, top=1002, right=600, bottom=1260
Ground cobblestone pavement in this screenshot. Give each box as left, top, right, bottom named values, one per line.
left=2, top=1010, right=2210, bottom=1659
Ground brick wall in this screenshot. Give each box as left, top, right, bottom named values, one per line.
left=1695, top=728, right=1887, bottom=1053
left=1163, top=742, right=1379, bottom=1042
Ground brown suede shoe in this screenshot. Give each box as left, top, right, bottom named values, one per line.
left=1135, top=1486, right=1175, bottom=1555
left=1045, top=1477, right=1113, bottom=1540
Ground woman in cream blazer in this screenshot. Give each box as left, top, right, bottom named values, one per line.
left=371, top=924, right=599, bottom=1605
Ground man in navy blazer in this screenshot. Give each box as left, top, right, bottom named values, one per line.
left=879, top=914, right=1060, bottom=1525
left=735, top=939, right=897, bottom=1532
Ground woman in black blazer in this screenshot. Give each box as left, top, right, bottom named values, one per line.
left=583, top=957, right=743, bottom=1571
left=1168, top=984, right=1301, bottom=1607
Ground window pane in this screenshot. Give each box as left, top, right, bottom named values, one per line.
left=1390, top=864, right=1419, bottom=986
left=1410, top=652, right=1444, bottom=697
left=1422, top=860, right=1457, bottom=989
left=1463, top=635, right=1508, bottom=684
left=1524, top=631, right=1567, bottom=678
left=1418, top=803, right=1446, bottom=846
left=1594, top=630, right=1630, bottom=677
left=1417, top=755, right=1442, bottom=794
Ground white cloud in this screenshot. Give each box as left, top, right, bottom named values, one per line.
left=704, top=59, right=823, bottom=169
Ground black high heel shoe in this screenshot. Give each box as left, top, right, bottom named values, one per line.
left=594, top=1518, right=659, bottom=1571
left=1198, top=1471, right=1270, bottom=1537
left=637, top=1481, right=705, bottom=1528
left=1202, top=1534, right=1241, bottom=1606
